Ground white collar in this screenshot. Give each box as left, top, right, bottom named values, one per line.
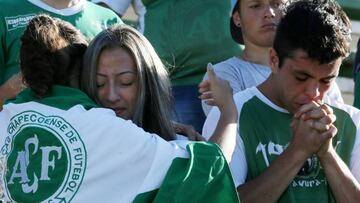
left=27, top=0, right=85, bottom=16
left=252, top=87, right=289, bottom=113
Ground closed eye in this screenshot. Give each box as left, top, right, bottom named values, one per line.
left=96, top=83, right=105, bottom=88
left=295, top=76, right=307, bottom=81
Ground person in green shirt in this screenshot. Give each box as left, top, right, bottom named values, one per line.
left=0, top=14, right=239, bottom=202
left=203, top=0, right=360, bottom=202
left=0, top=0, right=122, bottom=109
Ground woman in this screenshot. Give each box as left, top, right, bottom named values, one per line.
left=81, top=24, right=200, bottom=141
left=0, top=15, right=238, bottom=202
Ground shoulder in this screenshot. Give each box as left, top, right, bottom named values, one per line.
left=330, top=102, right=359, bottom=120
left=0, top=0, right=21, bottom=7
left=212, top=57, right=245, bottom=73
left=328, top=102, right=360, bottom=137
left=0, top=0, right=36, bottom=18
left=233, top=87, right=258, bottom=109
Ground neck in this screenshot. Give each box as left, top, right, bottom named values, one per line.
left=258, top=75, right=284, bottom=109
left=240, top=42, right=271, bottom=67
left=41, top=0, right=79, bottom=9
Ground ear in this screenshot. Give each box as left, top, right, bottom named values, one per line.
left=269, top=48, right=280, bottom=73
left=232, top=9, right=242, bottom=27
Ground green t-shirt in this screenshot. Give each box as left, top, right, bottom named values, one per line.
left=0, top=0, right=122, bottom=85
left=239, top=91, right=356, bottom=202
left=203, top=87, right=360, bottom=203
left=142, top=0, right=243, bottom=86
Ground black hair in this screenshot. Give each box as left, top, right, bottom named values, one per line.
left=274, top=0, right=351, bottom=67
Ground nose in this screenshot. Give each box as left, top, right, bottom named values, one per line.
left=106, top=84, right=120, bottom=103
left=305, top=82, right=321, bottom=100
left=264, top=5, right=276, bottom=19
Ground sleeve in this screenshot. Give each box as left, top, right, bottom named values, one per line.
left=354, top=39, right=360, bottom=82
left=350, top=111, right=360, bottom=182
left=202, top=106, right=248, bottom=186
left=132, top=0, right=146, bottom=33
left=324, top=81, right=344, bottom=104
left=85, top=109, right=239, bottom=202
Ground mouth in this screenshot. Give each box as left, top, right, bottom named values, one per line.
left=261, top=23, right=277, bottom=30
left=112, top=107, right=126, bottom=116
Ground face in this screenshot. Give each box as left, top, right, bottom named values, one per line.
left=234, top=0, right=286, bottom=47
left=269, top=49, right=341, bottom=113
left=96, top=47, right=139, bottom=120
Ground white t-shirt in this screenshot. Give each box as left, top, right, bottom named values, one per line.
left=91, top=0, right=146, bottom=32
left=202, top=57, right=344, bottom=115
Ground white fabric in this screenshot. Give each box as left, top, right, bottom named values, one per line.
left=202, top=87, right=360, bottom=186
left=91, top=0, right=146, bottom=32
left=202, top=56, right=344, bottom=115
left=28, top=0, right=86, bottom=16
left=0, top=102, right=190, bottom=202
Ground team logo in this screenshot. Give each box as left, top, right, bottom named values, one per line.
left=5, top=14, right=36, bottom=31
left=0, top=111, right=86, bottom=202
left=297, top=154, right=320, bottom=178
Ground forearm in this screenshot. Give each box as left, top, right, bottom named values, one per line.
left=0, top=83, right=13, bottom=103
left=237, top=145, right=309, bottom=203
left=320, top=150, right=360, bottom=203
left=209, top=106, right=238, bottom=162
left=0, top=84, right=7, bottom=108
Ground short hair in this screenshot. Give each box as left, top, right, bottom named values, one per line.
left=274, top=0, right=351, bottom=67
left=20, top=14, right=88, bottom=98
left=81, top=24, right=175, bottom=140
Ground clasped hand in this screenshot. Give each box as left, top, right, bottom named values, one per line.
left=290, top=101, right=337, bottom=158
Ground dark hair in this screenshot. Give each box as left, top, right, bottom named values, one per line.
left=20, top=14, right=88, bottom=98
left=230, top=1, right=243, bottom=44
left=274, top=0, right=351, bottom=67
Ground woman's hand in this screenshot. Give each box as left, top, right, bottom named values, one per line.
left=173, top=122, right=205, bottom=141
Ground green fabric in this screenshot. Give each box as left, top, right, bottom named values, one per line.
left=133, top=142, right=239, bottom=203
left=338, top=0, right=360, bottom=21
left=354, top=71, right=360, bottom=108
left=239, top=96, right=356, bottom=203
left=142, top=0, right=243, bottom=86
left=7, top=85, right=98, bottom=110
left=0, top=0, right=122, bottom=85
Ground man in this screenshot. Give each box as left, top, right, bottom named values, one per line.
left=0, top=0, right=122, bottom=108
left=201, top=0, right=344, bottom=115
left=203, top=0, right=360, bottom=202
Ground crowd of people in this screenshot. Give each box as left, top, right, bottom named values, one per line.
left=0, top=0, right=360, bottom=202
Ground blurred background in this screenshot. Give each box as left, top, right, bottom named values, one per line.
left=122, top=0, right=360, bottom=105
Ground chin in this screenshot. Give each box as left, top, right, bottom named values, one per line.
left=116, top=113, right=128, bottom=120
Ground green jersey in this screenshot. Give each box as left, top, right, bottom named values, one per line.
left=203, top=87, right=360, bottom=202
left=142, top=0, right=243, bottom=86
left=0, top=0, right=122, bottom=85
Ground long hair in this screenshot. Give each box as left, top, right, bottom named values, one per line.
left=82, top=24, right=175, bottom=140
left=20, top=14, right=88, bottom=98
